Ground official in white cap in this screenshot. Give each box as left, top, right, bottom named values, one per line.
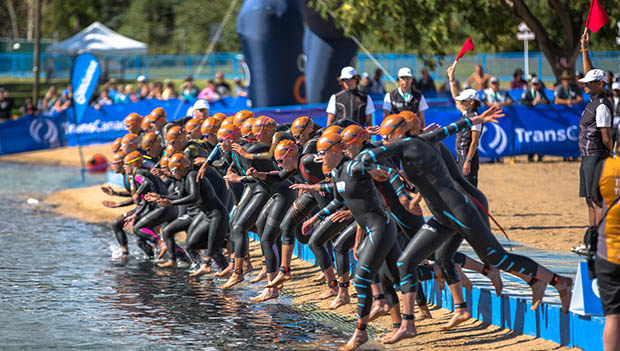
left=383, top=67, right=430, bottom=127
left=192, top=99, right=210, bottom=121
left=578, top=29, right=614, bottom=232
left=447, top=62, right=484, bottom=187
left=325, top=66, right=375, bottom=126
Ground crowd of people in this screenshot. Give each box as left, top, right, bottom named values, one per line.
left=100, top=51, right=589, bottom=348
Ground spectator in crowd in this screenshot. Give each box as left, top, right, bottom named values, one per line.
left=482, top=77, right=513, bottom=107
left=93, top=89, right=113, bottom=110
left=106, top=79, right=118, bottom=100
left=439, top=78, right=460, bottom=93
left=127, top=85, right=138, bottom=103
left=180, top=75, right=199, bottom=101
left=234, top=78, right=248, bottom=97
left=38, top=85, right=59, bottom=113
left=383, top=66, right=429, bottom=127
left=554, top=71, right=584, bottom=107
left=326, top=66, right=374, bottom=126
left=358, top=72, right=371, bottom=93
left=54, top=88, right=72, bottom=112
left=136, top=76, right=149, bottom=100
left=20, top=98, right=37, bottom=116
left=198, top=80, right=221, bottom=102
left=522, top=77, right=549, bottom=162
left=114, top=85, right=128, bottom=104
left=607, top=71, right=615, bottom=94
left=416, top=68, right=436, bottom=93
left=511, top=68, right=528, bottom=89
left=214, top=72, right=231, bottom=97
left=193, top=99, right=210, bottom=120
left=148, top=82, right=163, bottom=100
left=369, top=68, right=386, bottom=94
left=0, top=87, right=15, bottom=121
left=162, top=80, right=177, bottom=100
left=466, top=64, right=492, bottom=90
left=521, top=78, right=549, bottom=106
left=613, top=82, right=620, bottom=118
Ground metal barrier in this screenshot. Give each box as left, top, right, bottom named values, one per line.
left=0, top=51, right=618, bottom=82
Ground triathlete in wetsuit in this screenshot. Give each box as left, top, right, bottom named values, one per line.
left=155, top=153, right=229, bottom=278
left=226, top=116, right=297, bottom=301
left=359, top=105, right=573, bottom=344
left=301, top=133, right=403, bottom=351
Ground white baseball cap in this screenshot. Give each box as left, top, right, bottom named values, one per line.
left=579, top=69, right=607, bottom=83
left=136, top=75, right=146, bottom=82
left=530, top=77, right=541, bottom=85
left=339, top=66, right=358, bottom=80
left=454, top=89, right=480, bottom=101
left=397, top=67, right=413, bottom=78
left=612, top=82, right=620, bottom=91
left=193, top=99, right=210, bottom=111
left=361, top=72, right=370, bottom=79
left=490, top=76, right=499, bottom=83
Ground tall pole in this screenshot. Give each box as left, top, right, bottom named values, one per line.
left=32, top=0, right=41, bottom=107
left=524, top=39, right=529, bottom=78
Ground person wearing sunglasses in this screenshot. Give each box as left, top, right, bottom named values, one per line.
left=124, top=113, right=144, bottom=135
left=383, top=67, right=429, bottom=129
left=141, top=132, right=163, bottom=167
left=152, top=153, right=230, bottom=278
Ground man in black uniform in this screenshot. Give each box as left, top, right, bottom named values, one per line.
left=383, top=67, right=429, bottom=128
left=326, top=66, right=375, bottom=127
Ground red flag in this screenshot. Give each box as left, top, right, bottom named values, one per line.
left=586, top=0, right=609, bottom=33
left=455, top=37, right=475, bottom=61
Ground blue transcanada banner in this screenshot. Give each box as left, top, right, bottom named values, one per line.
left=70, top=54, right=101, bottom=124
left=0, top=96, right=586, bottom=159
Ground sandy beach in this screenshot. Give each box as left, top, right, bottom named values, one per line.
left=1, top=143, right=583, bottom=349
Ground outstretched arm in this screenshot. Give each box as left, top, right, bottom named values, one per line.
left=420, top=104, right=504, bottom=143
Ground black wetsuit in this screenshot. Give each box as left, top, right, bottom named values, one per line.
left=315, top=158, right=401, bottom=319
left=163, top=170, right=229, bottom=268
left=359, top=118, right=538, bottom=296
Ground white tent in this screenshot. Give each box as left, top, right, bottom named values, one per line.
left=46, top=22, right=147, bottom=55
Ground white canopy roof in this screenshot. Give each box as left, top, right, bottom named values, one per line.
left=46, top=22, right=147, bottom=55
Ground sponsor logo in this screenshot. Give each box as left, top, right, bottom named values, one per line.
left=64, top=119, right=125, bottom=135
left=514, top=126, right=577, bottom=143
left=478, top=122, right=508, bottom=155
left=74, top=60, right=99, bottom=105
left=421, top=224, right=437, bottom=233
left=336, top=181, right=346, bottom=192
left=29, top=117, right=59, bottom=146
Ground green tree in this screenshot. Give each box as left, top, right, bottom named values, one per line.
left=117, top=0, right=178, bottom=54
left=174, top=0, right=242, bottom=53
left=311, top=0, right=620, bottom=79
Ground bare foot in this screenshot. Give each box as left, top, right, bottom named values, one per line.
left=312, top=272, right=326, bottom=283
left=377, top=328, right=397, bottom=344
left=382, top=325, right=417, bottom=344
left=250, top=288, right=279, bottom=302
left=328, top=294, right=350, bottom=310
left=250, top=267, right=267, bottom=283
left=317, top=286, right=338, bottom=300
left=339, top=329, right=368, bottom=351
left=220, top=273, right=244, bottom=289
left=368, top=303, right=390, bottom=322
left=157, top=246, right=167, bottom=260
left=554, top=276, right=573, bottom=313
left=415, top=305, right=432, bottom=321
left=530, top=279, right=548, bottom=311
left=249, top=288, right=268, bottom=302
left=215, top=263, right=233, bottom=278
left=441, top=309, right=471, bottom=330
left=266, top=271, right=291, bottom=287
left=433, top=264, right=445, bottom=291
left=189, top=264, right=210, bottom=279
left=157, top=260, right=176, bottom=268
left=488, top=266, right=504, bottom=296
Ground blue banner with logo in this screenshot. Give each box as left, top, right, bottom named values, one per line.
left=70, top=54, right=101, bottom=124
left=0, top=113, right=67, bottom=155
